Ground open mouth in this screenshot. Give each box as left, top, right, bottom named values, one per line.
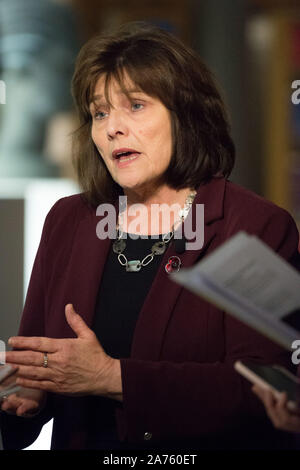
left=113, top=149, right=141, bottom=163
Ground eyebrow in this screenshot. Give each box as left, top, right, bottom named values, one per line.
left=90, top=89, right=144, bottom=105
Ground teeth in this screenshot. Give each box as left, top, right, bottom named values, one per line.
left=117, top=151, right=132, bottom=157
left=118, top=154, right=138, bottom=162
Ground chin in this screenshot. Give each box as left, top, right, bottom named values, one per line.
left=117, top=179, right=147, bottom=191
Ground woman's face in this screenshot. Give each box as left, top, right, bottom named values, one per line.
left=90, top=75, right=173, bottom=195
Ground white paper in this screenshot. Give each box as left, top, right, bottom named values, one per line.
left=172, top=232, right=300, bottom=350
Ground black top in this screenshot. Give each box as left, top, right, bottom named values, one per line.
left=87, top=233, right=167, bottom=449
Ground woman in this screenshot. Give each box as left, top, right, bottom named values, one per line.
left=1, top=22, right=299, bottom=450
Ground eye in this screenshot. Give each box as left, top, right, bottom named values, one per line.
left=131, top=102, right=144, bottom=111
left=94, top=110, right=108, bottom=120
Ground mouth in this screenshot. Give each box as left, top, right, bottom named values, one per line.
left=112, top=148, right=141, bottom=166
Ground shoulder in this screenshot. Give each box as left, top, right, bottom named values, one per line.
left=222, top=179, right=299, bottom=255
left=225, top=179, right=282, bottom=211
left=224, top=179, right=294, bottom=225
left=41, top=193, right=94, bottom=243
left=47, top=193, right=92, bottom=217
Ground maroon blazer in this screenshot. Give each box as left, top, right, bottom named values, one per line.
left=1, top=177, right=299, bottom=450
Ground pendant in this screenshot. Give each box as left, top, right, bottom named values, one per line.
left=151, top=241, right=166, bottom=255
left=165, top=256, right=182, bottom=274
left=126, top=260, right=142, bottom=272
left=113, top=239, right=126, bottom=254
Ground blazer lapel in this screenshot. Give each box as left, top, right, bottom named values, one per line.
left=131, top=177, right=227, bottom=360
left=62, top=209, right=114, bottom=333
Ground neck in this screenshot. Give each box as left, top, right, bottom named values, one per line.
left=124, top=183, right=194, bottom=206
left=119, top=185, right=196, bottom=235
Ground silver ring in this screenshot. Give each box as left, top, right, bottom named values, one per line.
left=2, top=395, right=8, bottom=400
left=43, top=352, right=48, bottom=368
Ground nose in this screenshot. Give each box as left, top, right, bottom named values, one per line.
left=106, top=109, right=128, bottom=140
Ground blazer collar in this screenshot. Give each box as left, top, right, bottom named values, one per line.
left=196, top=176, right=225, bottom=225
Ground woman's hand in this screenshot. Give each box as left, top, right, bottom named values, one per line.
left=5, top=304, right=122, bottom=400
left=1, top=388, right=46, bottom=417
left=252, top=385, right=300, bottom=433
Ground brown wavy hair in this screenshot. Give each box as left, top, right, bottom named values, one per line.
left=71, top=21, right=235, bottom=207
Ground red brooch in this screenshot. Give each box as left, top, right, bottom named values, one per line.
left=165, top=256, right=182, bottom=274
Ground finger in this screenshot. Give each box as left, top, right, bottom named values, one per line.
left=5, top=350, right=48, bottom=366
left=253, top=388, right=278, bottom=419
left=261, top=393, right=300, bottom=432
left=277, top=392, right=288, bottom=408
left=16, top=364, right=54, bottom=382
left=287, top=402, right=300, bottom=415
left=260, top=390, right=288, bottom=428
left=1, top=401, right=17, bottom=414
left=1, top=392, right=42, bottom=417
left=263, top=388, right=277, bottom=409
left=16, top=401, right=41, bottom=417
left=252, top=385, right=274, bottom=408
left=8, top=336, right=58, bottom=353
left=1, top=393, right=22, bottom=413
left=273, top=393, right=292, bottom=423
left=252, top=385, right=265, bottom=400
left=65, top=304, right=94, bottom=340
left=14, top=378, right=56, bottom=393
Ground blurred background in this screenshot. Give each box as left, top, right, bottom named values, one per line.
left=0, top=0, right=300, bottom=449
